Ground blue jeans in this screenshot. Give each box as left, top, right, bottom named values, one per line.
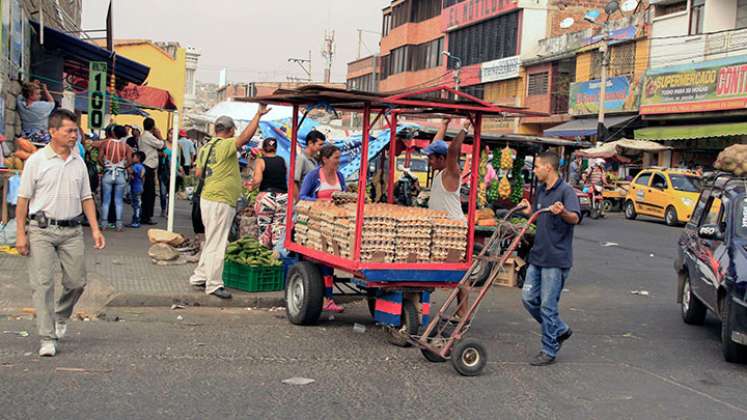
left=101, top=169, right=127, bottom=228
left=131, top=192, right=142, bottom=224
left=159, top=170, right=169, bottom=214
left=522, top=264, right=571, bottom=358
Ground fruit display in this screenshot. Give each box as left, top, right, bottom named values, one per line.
left=225, top=237, right=282, bottom=267
left=509, top=218, right=537, bottom=236
left=510, top=154, right=526, bottom=204
left=714, top=144, right=747, bottom=176
left=498, top=175, right=512, bottom=199
left=500, top=146, right=514, bottom=170
left=486, top=180, right=500, bottom=203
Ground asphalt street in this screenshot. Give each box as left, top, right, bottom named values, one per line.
left=1, top=213, right=747, bottom=419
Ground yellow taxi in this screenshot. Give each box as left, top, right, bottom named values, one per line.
left=395, top=156, right=429, bottom=186
left=624, top=168, right=702, bottom=226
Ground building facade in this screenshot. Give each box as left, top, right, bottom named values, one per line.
left=183, top=46, right=200, bottom=113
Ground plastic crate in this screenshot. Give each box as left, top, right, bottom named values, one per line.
left=222, top=261, right=284, bottom=292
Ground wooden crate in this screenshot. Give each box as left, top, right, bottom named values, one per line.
left=493, top=256, right=525, bottom=288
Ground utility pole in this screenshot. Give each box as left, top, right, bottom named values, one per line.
left=597, top=31, right=610, bottom=143
left=288, top=51, right=312, bottom=83
left=322, top=30, right=335, bottom=83
left=357, top=29, right=362, bottom=59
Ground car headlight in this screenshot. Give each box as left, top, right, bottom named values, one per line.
left=681, top=198, right=694, bottom=207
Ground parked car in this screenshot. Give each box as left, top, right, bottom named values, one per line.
left=624, top=168, right=702, bottom=226
left=674, top=173, right=747, bottom=363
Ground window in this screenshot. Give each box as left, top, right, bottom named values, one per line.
left=527, top=72, right=549, bottom=96
left=442, top=0, right=464, bottom=7
left=409, top=38, right=444, bottom=71
left=670, top=175, right=701, bottom=193
left=610, top=43, right=635, bottom=77
left=392, top=1, right=411, bottom=29
left=690, top=0, right=705, bottom=35
left=651, top=173, right=667, bottom=190
left=655, top=1, right=686, bottom=17
left=701, top=197, right=723, bottom=227
left=738, top=0, right=747, bottom=29
left=635, top=172, right=652, bottom=187
left=383, top=13, right=392, bottom=36
left=347, top=74, right=377, bottom=92
left=447, top=11, right=519, bottom=68
left=462, top=84, right=485, bottom=100
left=411, top=0, right=441, bottom=22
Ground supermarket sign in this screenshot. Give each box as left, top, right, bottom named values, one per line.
left=570, top=76, right=637, bottom=115
left=641, top=56, right=747, bottom=114
left=481, top=55, right=520, bottom=83
left=443, top=0, right=518, bottom=31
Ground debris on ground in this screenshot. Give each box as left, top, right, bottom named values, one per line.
left=353, top=323, right=366, bottom=333
left=148, top=243, right=179, bottom=262
left=601, top=242, right=619, bottom=247
left=55, top=367, right=113, bottom=374
left=147, top=229, right=186, bottom=247
left=96, top=313, right=120, bottom=322
left=282, top=377, right=315, bottom=386
left=631, top=290, right=650, bottom=296
left=176, top=315, right=184, bottom=321
left=2, top=331, right=29, bottom=337
left=170, top=304, right=185, bottom=310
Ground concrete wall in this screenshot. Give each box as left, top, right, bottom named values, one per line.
left=520, top=8, right=549, bottom=58
left=704, top=0, right=738, bottom=33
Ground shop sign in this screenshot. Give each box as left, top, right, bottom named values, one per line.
left=482, top=117, right=515, bottom=134
left=585, top=26, right=637, bottom=46
left=569, top=76, right=638, bottom=115
left=641, top=56, right=747, bottom=115
left=88, top=62, right=108, bottom=130
left=481, top=56, right=520, bottom=83
left=443, top=0, right=518, bottom=31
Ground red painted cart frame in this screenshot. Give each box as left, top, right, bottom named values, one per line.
left=241, top=85, right=544, bottom=280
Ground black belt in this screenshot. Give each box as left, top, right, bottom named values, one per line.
left=30, top=215, right=81, bottom=228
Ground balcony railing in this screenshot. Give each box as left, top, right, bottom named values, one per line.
left=650, top=26, right=747, bottom=69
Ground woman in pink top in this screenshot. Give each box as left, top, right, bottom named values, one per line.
left=297, top=144, right=346, bottom=312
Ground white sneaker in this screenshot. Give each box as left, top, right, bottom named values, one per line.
left=55, top=322, right=67, bottom=339
left=39, top=341, right=57, bottom=357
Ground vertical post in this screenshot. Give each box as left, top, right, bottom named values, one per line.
left=465, top=114, right=482, bottom=266
left=39, top=5, right=44, bottom=45
left=286, top=104, right=300, bottom=246
left=167, top=111, right=179, bottom=232
left=353, top=104, right=371, bottom=262
left=596, top=29, right=609, bottom=143
left=387, top=111, right=397, bottom=204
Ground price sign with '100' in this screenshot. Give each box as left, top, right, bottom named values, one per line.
left=88, top=61, right=108, bottom=130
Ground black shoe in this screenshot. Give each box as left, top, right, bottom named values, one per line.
left=142, top=219, right=158, bottom=225
left=529, top=352, right=556, bottom=366
left=558, top=328, right=573, bottom=349
left=210, top=288, right=232, bottom=299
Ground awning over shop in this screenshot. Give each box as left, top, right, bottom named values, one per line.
left=30, top=21, right=150, bottom=86
left=634, top=122, right=747, bottom=141
left=73, top=92, right=149, bottom=117
left=118, top=83, right=177, bottom=111
left=577, top=139, right=669, bottom=159
left=544, top=115, right=637, bottom=138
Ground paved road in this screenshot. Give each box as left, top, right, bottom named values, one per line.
left=1, top=214, right=746, bottom=419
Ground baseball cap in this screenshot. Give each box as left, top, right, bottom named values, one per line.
left=179, top=129, right=188, bottom=137
left=214, top=115, right=236, bottom=132
left=421, top=140, right=449, bottom=156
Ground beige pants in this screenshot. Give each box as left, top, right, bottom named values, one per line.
left=28, top=225, right=86, bottom=342
left=189, top=198, right=236, bottom=294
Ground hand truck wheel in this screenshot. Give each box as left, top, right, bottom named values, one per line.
left=450, top=338, right=487, bottom=376
left=421, top=347, right=447, bottom=363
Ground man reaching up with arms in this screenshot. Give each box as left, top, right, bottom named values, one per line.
left=519, top=151, right=581, bottom=366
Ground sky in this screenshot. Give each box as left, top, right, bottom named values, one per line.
left=81, top=0, right=388, bottom=84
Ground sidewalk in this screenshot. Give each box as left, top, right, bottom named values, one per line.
left=0, top=199, right=285, bottom=315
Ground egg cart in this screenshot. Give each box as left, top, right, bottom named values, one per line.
left=242, top=85, right=543, bottom=344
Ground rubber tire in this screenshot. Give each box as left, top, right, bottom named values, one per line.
left=285, top=262, right=324, bottom=326
left=470, top=243, right=493, bottom=287
left=387, top=299, right=420, bottom=347
left=721, top=297, right=747, bottom=364
left=421, top=347, right=447, bottom=363
left=665, top=206, right=679, bottom=227
left=450, top=338, right=488, bottom=376
left=625, top=201, right=637, bottom=220
left=681, top=274, right=707, bottom=325
left=603, top=199, right=614, bottom=214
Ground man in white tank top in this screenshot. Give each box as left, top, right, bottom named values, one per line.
left=422, top=118, right=470, bottom=319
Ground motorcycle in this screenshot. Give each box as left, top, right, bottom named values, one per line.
left=584, top=183, right=605, bottom=219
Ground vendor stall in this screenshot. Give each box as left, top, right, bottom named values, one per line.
left=242, top=84, right=543, bottom=343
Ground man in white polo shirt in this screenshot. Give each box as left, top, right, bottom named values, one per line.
left=16, top=109, right=106, bottom=357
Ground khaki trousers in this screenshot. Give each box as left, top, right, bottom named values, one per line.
left=27, top=225, right=86, bottom=342
left=189, top=198, right=236, bottom=294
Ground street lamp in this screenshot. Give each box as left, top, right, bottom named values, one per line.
left=442, top=51, right=463, bottom=91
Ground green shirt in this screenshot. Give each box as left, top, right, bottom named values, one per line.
left=196, top=137, right=242, bottom=207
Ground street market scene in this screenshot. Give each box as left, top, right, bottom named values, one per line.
left=1, top=0, right=747, bottom=418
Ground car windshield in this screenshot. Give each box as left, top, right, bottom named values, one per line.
left=670, top=175, right=701, bottom=193
left=738, top=197, right=747, bottom=239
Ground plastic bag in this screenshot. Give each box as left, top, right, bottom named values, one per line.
left=0, top=220, right=17, bottom=246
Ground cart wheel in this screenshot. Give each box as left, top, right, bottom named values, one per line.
left=469, top=243, right=493, bottom=287
left=421, top=347, right=447, bottom=363
left=285, top=262, right=324, bottom=326
left=451, top=338, right=488, bottom=376
left=387, top=299, right=419, bottom=347
left=603, top=199, right=614, bottom=214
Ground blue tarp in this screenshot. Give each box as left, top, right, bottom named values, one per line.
left=255, top=120, right=414, bottom=180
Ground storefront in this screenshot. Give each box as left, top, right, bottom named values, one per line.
left=637, top=55, right=747, bottom=169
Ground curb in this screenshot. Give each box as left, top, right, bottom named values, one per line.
left=105, top=291, right=286, bottom=308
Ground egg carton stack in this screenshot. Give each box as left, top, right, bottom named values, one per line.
left=359, top=204, right=397, bottom=263
left=394, top=208, right=437, bottom=263
left=300, top=201, right=333, bottom=252
left=320, top=206, right=355, bottom=258
left=430, top=218, right=469, bottom=262
left=293, top=201, right=313, bottom=247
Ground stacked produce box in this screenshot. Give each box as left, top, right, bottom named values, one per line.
left=293, top=201, right=468, bottom=263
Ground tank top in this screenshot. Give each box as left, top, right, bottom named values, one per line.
left=317, top=169, right=342, bottom=201
left=103, top=139, right=128, bottom=170
left=429, top=170, right=465, bottom=221
left=259, top=156, right=288, bottom=193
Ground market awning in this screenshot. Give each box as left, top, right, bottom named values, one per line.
left=118, top=83, right=177, bottom=111
left=634, top=122, right=747, bottom=141
left=30, top=21, right=150, bottom=86
left=74, top=92, right=149, bottom=117
left=544, top=115, right=637, bottom=138
left=577, top=139, right=669, bottom=159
